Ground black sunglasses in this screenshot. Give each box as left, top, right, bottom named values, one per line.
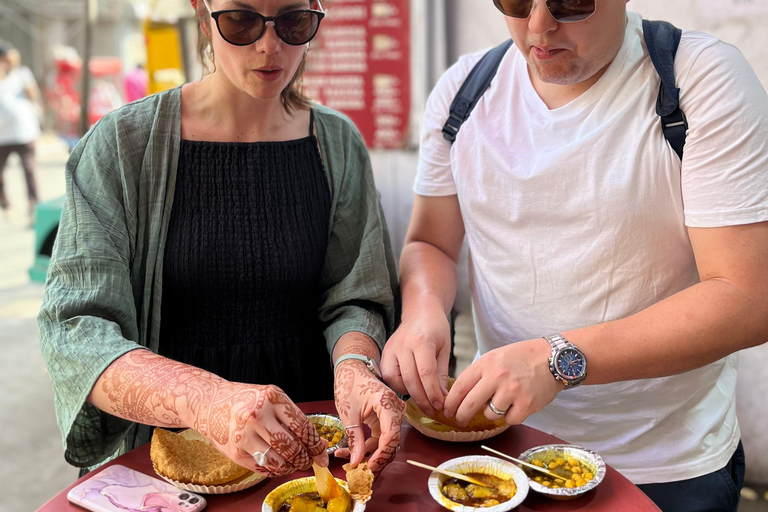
left=202, top=0, right=325, bottom=46
left=493, top=0, right=597, bottom=23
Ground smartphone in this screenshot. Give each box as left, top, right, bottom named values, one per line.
left=67, top=464, right=207, bottom=512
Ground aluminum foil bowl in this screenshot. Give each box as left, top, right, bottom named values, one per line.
left=428, top=455, right=529, bottom=511
left=261, top=476, right=367, bottom=512
left=518, top=444, right=606, bottom=500
left=307, top=413, right=348, bottom=455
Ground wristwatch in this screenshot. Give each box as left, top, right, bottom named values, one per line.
left=543, top=334, right=587, bottom=389
left=333, top=354, right=382, bottom=380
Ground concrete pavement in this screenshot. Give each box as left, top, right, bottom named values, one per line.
left=0, top=134, right=79, bottom=512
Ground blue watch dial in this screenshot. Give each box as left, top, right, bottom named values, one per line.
left=556, top=348, right=585, bottom=378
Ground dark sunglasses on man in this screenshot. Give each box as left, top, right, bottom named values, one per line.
left=202, top=0, right=325, bottom=46
left=493, top=0, right=596, bottom=23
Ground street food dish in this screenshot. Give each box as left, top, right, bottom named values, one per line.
left=150, top=428, right=263, bottom=494
left=428, top=455, right=529, bottom=511
left=262, top=477, right=368, bottom=512
left=441, top=473, right=517, bottom=508
left=518, top=444, right=606, bottom=500
left=343, top=462, right=374, bottom=501
left=307, top=414, right=348, bottom=454
left=151, top=428, right=249, bottom=485
left=404, top=378, right=510, bottom=442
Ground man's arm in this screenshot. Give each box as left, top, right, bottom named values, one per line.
left=443, top=221, right=768, bottom=426
left=380, top=194, right=465, bottom=416
left=567, top=221, right=768, bottom=383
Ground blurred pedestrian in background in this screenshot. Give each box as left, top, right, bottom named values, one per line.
left=0, top=42, right=41, bottom=216
left=123, top=63, right=149, bottom=103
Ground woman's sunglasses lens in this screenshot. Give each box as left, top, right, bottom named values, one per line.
left=219, top=11, right=265, bottom=45
left=547, top=0, right=595, bottom=22
left=493, top=0, right=534, bottom=17
left=276, top=12, right=320, bottom=45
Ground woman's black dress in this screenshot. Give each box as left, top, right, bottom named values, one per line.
left=159, top=113, right=334, bottom=402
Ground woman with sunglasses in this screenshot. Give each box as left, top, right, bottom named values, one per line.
left=384, top=1, right=768, bottom=511
left=39, top=0, right=403, bottom=480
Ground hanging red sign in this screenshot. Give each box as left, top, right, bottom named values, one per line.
left=304, top=0, right=411, bottom=149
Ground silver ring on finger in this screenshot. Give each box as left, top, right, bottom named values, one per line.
left=252, top=446, right=273, bottom=466
left=344, top=424, right=361, bottom=431
left=488, top=399, right=508, bottom=416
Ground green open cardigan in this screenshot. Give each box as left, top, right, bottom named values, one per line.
left=38, top=88, right=399, bottom=468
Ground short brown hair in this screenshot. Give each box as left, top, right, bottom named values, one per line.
left=193, top=3, right=312, bottom=113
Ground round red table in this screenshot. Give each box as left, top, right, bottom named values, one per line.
left=37, top=400, right=661, bottom=511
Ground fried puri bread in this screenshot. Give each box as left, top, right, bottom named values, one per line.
left=150, top=428, right=250, bottom=485
left=422, top=378, right=506, bottom=432
left=343, top=461, right=374, bottom=501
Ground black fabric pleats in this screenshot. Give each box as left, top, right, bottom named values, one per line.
left=159, top=131, right=334, bottom=403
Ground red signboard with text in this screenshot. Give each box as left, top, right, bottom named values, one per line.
left=304, top=0, right=411, bottom=149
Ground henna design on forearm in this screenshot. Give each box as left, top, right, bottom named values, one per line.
left=99, top=350, right=222, bottom=428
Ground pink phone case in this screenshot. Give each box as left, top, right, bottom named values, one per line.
left=67, top=464, right=207, bottom=512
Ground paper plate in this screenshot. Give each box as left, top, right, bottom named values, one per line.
left=262, top=476, right=368, bottom=512
left=404, top=398, right=510, bottom=442
left=428, top=455, right=529, bottom=511
left=153, top=429, right=265, bottom=494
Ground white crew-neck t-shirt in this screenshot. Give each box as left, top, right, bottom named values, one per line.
left=415, top=12, right=768, bottom=484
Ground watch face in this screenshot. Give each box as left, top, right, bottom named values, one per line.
left=556, top=348, right=586, bottom=380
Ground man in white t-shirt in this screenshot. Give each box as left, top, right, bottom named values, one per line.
left=381, top=1, right=768, bottom=510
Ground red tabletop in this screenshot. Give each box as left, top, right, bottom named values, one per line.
left=38, top=400, right=661, bottom=512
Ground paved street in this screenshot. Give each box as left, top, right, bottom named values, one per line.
left=0, top=134, right=79, bottom=512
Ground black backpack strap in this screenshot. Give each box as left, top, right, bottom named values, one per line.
left=442, top=39, right=515, bottom=143
left=643, top=19, right=687, bottom=160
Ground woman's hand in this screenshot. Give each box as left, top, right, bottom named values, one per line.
left=193, top=382, right=328, bottom=478
left=442, top=338, right=563, bottom=426
left=333, top=360, right=405, bottom=476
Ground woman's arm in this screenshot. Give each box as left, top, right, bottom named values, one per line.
left=88, top=350, right=328, bottom=476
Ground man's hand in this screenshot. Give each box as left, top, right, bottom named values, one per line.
left=333, top=360, right=405, bottom=476
left=443, top=338, right=563, bottom=426
left=381, top=306, right=452, bottom=417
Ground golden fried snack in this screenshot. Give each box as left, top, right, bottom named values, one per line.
left=427, top=407, right=506, bottom=432
left=150, top=428, right=250, bottom=485
left=417, top=379, right=506, bottom=432
left=343, top=462, right=374, bottom=501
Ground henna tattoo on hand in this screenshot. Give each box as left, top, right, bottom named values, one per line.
left=334, top=365, right=355, bottom=417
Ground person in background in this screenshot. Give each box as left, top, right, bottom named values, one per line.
left=382, top=1, right=768, bottom=511
left=124, top=63, right=149, bottom=103
left=0, top=43, right=41, bottom=215
left=39, top=0, right=403, bottom=480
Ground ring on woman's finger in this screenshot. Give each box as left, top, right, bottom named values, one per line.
left=344, top=424, right=362, bottom=431
left=488, top=399, right=508, bottom=416
left=252, top=446, right=273, bottom=466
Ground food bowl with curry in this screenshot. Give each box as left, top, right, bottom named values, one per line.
left=307, top=413, right=348, bottom=455
left=428, top=455, right=529, bottom=511
left=518, top=444, right=606, bottom=500
left=262, top=462, right=374, bottom=512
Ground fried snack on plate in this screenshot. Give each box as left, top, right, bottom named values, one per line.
left=150, top=428, right=250, bottom=485
left=342, top=462, right=374, bottom=501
